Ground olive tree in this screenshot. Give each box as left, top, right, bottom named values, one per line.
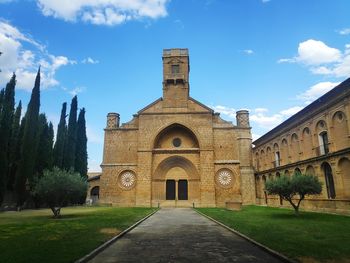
left=265, top=173, right=322, bottom=215
left=33, top=167, right=88, bottom=218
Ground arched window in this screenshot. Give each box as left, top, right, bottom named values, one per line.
left=332, top=111, right=349, bottom=150
left=273, top=143, right=280, bottom=167
left=306, top=165, right=315, bottom=176
left=302, top=127, right=313, bottom=158
left=290, top=133, right=300, bottom=162
left=322, top=162, right=336, bottom=199
left=294, top=167, right=301, bottom=175
left=255, top=152, right=260, bottom=170
left=284, top=170, right=290, bottom=176
left=318, top=131, right=329, bottom=155
left=316, top=120, right=329, bottom=156
left=338, top=158, right=350, bottom=198
left=281, top=139, right=288, bottom=165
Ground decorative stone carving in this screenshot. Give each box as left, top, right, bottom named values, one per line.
left=107, top=112, right=120, bottom=129
left=236, top=110, right=250, bottom=127
left=215, top=169, right=234, bottom=188
left=118, top=171, right=136, bottom=190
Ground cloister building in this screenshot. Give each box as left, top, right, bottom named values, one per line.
left=253, top=78, right=350, bottom=213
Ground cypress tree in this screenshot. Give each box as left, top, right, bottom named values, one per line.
left=75, top=108, right=88, bottom=179
left=35, top=114, right=52, bottom=177
left=48, top=122, right=54, bottom=169
left=63, top=96, right=78, bottom=170
left=15, top=68, right=41, bottom=206
left=53, top=102, right=67, bottom=168
left=0, top=74, right=16, bottom=204
left=7, top=101, right=22, bottom=191
left=0, top=88, right=4, bottom=119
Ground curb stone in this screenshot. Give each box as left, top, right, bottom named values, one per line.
left=194, top=209, right=297, bottom=263
left=75, top=209, right=159, bottom=263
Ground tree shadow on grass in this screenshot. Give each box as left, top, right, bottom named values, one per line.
left=269, top=212, right=320, bottom=220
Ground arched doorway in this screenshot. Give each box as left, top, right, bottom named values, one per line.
left=322, top=162, right=336, bottom=199
left=152, top=124, right=200, bottom=207
left=90, top=186, right=99, bottom=204
left=152, top=156, right=200, bottom=206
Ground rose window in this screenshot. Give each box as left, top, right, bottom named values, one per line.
left=119, top=171, right=136, bottom=190
left=215, top=169, right=234, bottom=188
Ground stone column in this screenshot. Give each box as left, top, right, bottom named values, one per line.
left=236, top=110, right=256, bottom=204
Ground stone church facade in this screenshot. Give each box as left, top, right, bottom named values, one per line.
left=98, top=48, right=255, bottom=207
left=87, top=48, right=350, bottom=213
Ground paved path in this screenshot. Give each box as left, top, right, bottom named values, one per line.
left=89, top=208, right=284, bottom=263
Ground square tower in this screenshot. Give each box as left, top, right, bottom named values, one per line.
left=162, top=48, right=190, bottom=108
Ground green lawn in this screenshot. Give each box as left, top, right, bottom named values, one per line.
left=0, top=206, right=156, bottom=263
left=197, top=206, right=350, bottom=262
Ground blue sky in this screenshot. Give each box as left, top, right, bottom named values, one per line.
left=0, top=0, right=349, bottom=171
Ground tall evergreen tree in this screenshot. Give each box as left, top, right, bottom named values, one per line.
left=0, top=88, right=4, bottom=119
left=53, top=102, right=67, bottom=168
left=75, top=108, right=88, bottom=179
left=48, top=122, right=54, bottom=169
left=0, top=74, right=16, bottom=204
left=63, top=96, right=78, bottom=170
left=15, top=68, right=41, bottom=206
left=7, top=101, right=22, bottom=190
left=35, top=114, right=54, bottom=177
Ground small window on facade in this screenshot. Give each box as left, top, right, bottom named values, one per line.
left=171, top=64, right=180, bottom=74
left=173, top=138, right=181, bottom=147
left=275, top=151, right=281, bottom=167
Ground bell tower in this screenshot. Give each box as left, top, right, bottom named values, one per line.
left=162, top=48, right=190, bottom=108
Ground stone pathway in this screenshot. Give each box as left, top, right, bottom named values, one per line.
left=89, top=208, right=284, bottom=263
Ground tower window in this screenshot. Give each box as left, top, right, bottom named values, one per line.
left=171, top=65, right=180, bottom=74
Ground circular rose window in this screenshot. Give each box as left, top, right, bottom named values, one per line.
left=173, top=138, right=181, bottom=147
left=215, top=169, right=234, bottom=188
left=118, top=171, right=136, bottom=190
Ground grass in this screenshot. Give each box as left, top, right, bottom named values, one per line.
left=197, top=206, right=350, bottom=262
left=0, top=206, right=156, bottom=263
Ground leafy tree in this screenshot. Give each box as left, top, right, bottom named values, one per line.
left=75, top=108, right=88, bottom=179
left=15, top=68, right=41, bottom=207
left=265, top=173, right=322, bottom=215
left=64, top=96, right=78, bottom=170
left=7, top=101, right=22, bottom=190
left=33, top=167, right=87, bottom=218
left=53, top=102, right=67, bottom=168
left=0, top=74, right=16, bottom=204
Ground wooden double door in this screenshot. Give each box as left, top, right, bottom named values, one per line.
left=166, top=179, right=188, bottom=200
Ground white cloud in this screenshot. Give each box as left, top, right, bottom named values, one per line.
left=280, top=106, right=303, bottom=116
left=211, top=105, right=236, bottom=118
left=250, top=110, right=283, bottom=129
left=82, top=57, right=99, bottom=64
left=36, top=0, right=169, bottom=26
left=243, top=49, right=254, bottom=55
left=279, top=39, right=341, bottom=65
left=296, top=81, right=340, bottom=104
left=338, top=28, right=350, bottom=35
left=0, top=21, right=75, bottom=91
left=68, top=86, right=86, bottom=96
left=279, top=39, right=350, bottom=78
